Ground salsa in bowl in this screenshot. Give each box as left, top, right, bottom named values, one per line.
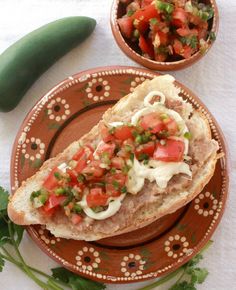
left=111, top=0, right=219, bottom=70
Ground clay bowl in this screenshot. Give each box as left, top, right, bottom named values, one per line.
left=110, top=0, right=219, bottom=71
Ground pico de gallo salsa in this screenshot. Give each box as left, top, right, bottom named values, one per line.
left=118, top=0, right=216, bottom=61
left=30, top=108, right=188, bottom=224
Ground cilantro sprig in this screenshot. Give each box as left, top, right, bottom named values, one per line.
left=0, top=187, right=105, bottom=290
left=1, top=186, right=212, bottom=290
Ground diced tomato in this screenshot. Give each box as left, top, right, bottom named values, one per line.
left=72, top=147, right=85, bottom=161
left=71, top=214, right=83, bottom=225
left=140, top=112, right=165, bottom=134
left=153, top=139, right=185, bottom=162
left=74, top=157, right=87, bottom=174
left=139, top=35, right=154, bottom=58
left=189, top=14, right=202, bottom=26
left=136, top=141, right=155, bottom=158
left=73, top=146, right=93, bottom=174
left=173, top=39, right=183, bottom=55
left=105, top=172, right=127, bottom=197
left=155, top=52, right=168, bottom=62
left=114, top=126, right=134, bottom=141
left=198, top=27, right=207, bottom=40
left=133, top=4, right=159, bottom=23
left=100, top=124, right=114, bottom=143
left=82, top=160, right=104, bottom=178
left=172, top=8, right=188, bottom=27
left=41, top=205, right=57, bottom=217
left=96, top=142, right=116, bottom=157
left=43, top=167, right=61, bottom=190
left=164, top=118, right=178, bottom=136
left=176, top=27, right=198, bottom=37
left=86, top=188, right=109, bottom=207
left=111, top=157, right=125, bottom=169
left=43, top=194, right=67, bottom=211
left=183, top=45, right=193, bottom=59
left=158, top=31, right=169, bottom=45
left=118, top=17, right=134, bottom=38
left=66, top=169, right=78, bottom=183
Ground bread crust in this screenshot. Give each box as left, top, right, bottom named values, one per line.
left=8, top=75, right=219, bottom=241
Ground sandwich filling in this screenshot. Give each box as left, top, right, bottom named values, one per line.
left=30, top=91, right=192, bottom=224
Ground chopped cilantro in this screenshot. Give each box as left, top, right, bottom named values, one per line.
left=73, top=204, right=83, bottom=214
left=130, top=153, right=135, bottom=162
left=155, top=0, right=174, bottom=14
left=127, top=10, right=134, bottom=17
left=112, top=180, right=120, bottom=190
left=150, top=18, right=158, bottom=25
left=138, top=153, right=149, bottom=162
left=110, top=168, right=116, bottom=174
left=30, top=190, right=41, bottom=201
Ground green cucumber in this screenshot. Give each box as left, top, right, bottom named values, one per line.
left=0, top=16, right=96, bottom=112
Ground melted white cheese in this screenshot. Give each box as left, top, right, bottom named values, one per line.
left=78, top=194, right=125, bottom=220
left=127, top=158, right=192, bottom=194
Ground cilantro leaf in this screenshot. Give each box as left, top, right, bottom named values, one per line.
left=0, top=186, right=9, bottom=212
left=13, top=224, right=24, bottom=246
left=0, top=255, right=5, bottom=272
left=51, top=267, right=106, bottom=290
left=188, top=267, right=209, bottom=284
left=169, top=281, right=197, bottom=290
left=186, top=253, right=203, bottom=267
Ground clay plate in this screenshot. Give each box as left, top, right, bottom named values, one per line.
left=110, top=0, right=219, bottom=71
left=11, top=66, right=228, bottom=284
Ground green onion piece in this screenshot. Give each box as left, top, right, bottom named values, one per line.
left=133, top=29, right=140, bottom=39
left=150, top=18, right=158, bottom=25
left=135, top=135, right=143, bottom=144
left=130, top=153, right=135, bottom=162
left=155, top=0, right=174, bottom=14
left=77, top=174, right=85, bottom=183
left=138, top=153, right=149, bottom=161
left=30, top=190, right=41, bottom=201
left=121, top=186, right=127, bottom=194
left=39, top=194, right=48, bottom=205
left=73, top=204, right=83, bottom=214
left=110, top=168, right=116, bottom=174
left=127, top=10, right=134, bottom=17
left=54, top=172, right=61, bottom=180
left=209, top=31, right=216, bottom=41
left=184, top=132, right=192, bottom=140
left=112, top=180, right=120, bottom=190
left=55, top=187, right=65, bottom=195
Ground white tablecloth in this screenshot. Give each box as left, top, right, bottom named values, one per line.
left=0, top=0, right=235, bottom=289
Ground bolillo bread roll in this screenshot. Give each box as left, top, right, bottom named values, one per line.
left=8, top=75, right=219, bottom=241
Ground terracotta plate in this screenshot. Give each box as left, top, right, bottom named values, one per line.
left=11, top=66, right=229, bottom=284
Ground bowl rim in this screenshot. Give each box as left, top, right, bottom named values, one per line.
left=110, top=0, right=219, bottom=70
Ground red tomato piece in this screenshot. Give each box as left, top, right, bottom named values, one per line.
left=117, top=17, right=134, bottom=38
left=105, top=172, right=127, bottom=197
left=114, top=126, right=134, bottom=141
left=96, top=142, right=116, bottom=157
left=44, top=194, right=67, bottom=210
left=66, top=169, right=78, bottom=183
left=198, top=27, right=207, bottom=40
left=153, top=139, right=185, bottom=162
left=183, top=45, right=193, bottom=59
left=71, top=214, right=83, bottom=225
left=43, top=167, right=61, bottom=190
left=74, top=157, right=87, bottom=174
left=164, top=118, right=178, bottom=136
left=139, top=35, right=154, bottom=58
left=82, top=161, right=104, bottom=178
left=158, top=31, right=169, bottom=45
left=100, top=124, right=114, bottom=143
left=173, top=39, right=183, bottom=55
left=155, top=52, right=168, bottom=62
left=111, top=157, right=125, bottom=169
left=133, top=4, right=159, bottom=23
left=72, top=147, right=85, bottom=161
left=172, top=8, right=188, bottom=27
left=86, top=188, right=109, bottom=207
left=41, top=205, right=57, bottom=217
left=176, top=28, right=198, bottom=37
left=140, top=112, right=165, bottom=134
left=136, top=141, right=155, bottom=158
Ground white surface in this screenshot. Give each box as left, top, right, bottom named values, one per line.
left=0, top=0, right=235, bottom=289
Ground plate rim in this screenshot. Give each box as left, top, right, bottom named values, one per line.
left=10, top=66, right=229, bottom=284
